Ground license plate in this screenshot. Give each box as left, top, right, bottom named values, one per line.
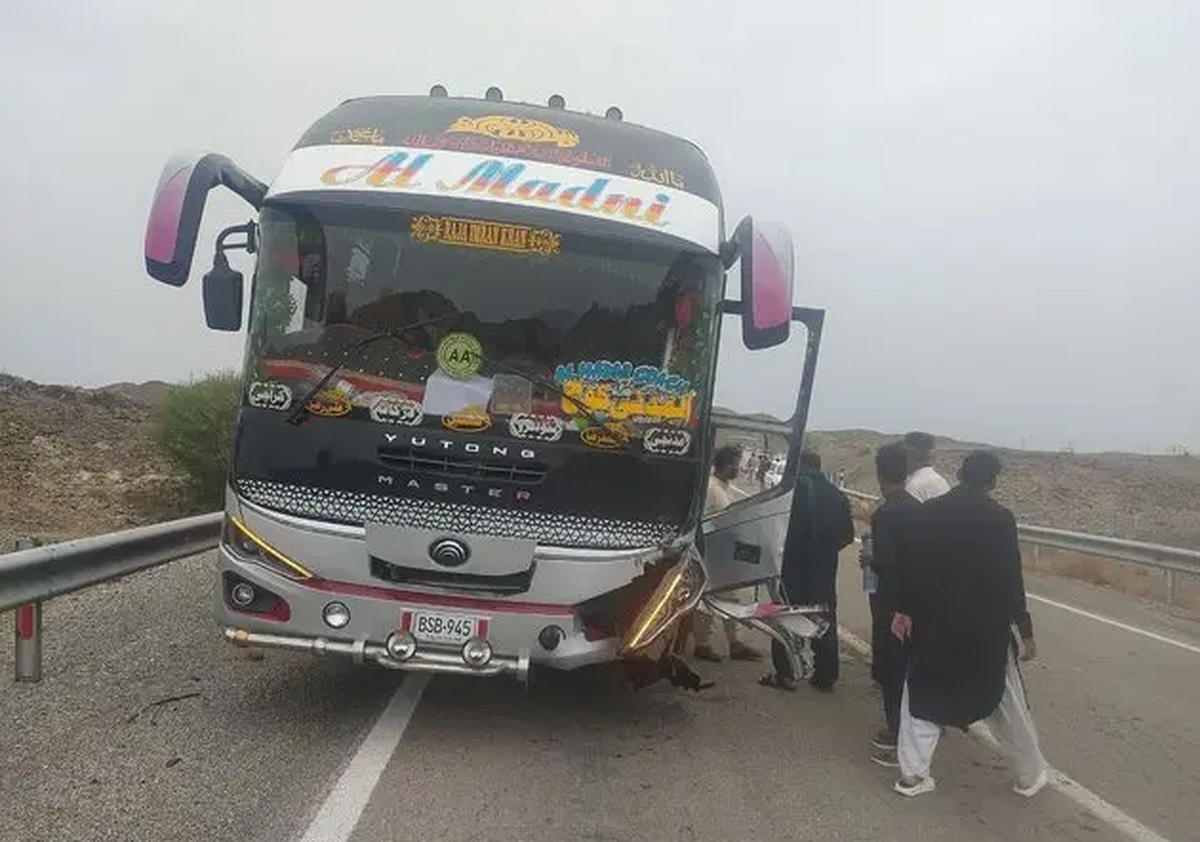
left=405, top=610, right=482, bottom=645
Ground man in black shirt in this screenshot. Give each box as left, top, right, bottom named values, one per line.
left=861, top=442, right=922, bottom=766
left=760, top=449, right=855, bottom=691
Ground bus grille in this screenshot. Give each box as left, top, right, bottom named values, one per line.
left=234, top=478, right=674, bottom=550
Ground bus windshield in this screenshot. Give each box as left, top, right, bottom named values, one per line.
left=243, top=203, right=722, bottom=438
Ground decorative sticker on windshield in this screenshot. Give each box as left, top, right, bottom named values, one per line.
left=306, top=389, right=353, bottom=418
left=643, top=427, right=693, bottom=457
left=271, top=145, right=721, bottom=252
left=446, top=115, right=581, bottom=149
left=508, top=413, right=565, bottom=443
left=436, top=332, right=483, bottom=380
left=490, top=374, right=534, bottom=415
left=442, top=406, right=491, bottom=433
left=580, top=424, right=630, bottom=451
left=401, top=131, right=611, bottom=170
left=556, top=360, right=690, bottom=395
left=411, top=215, right=562, bottom=256
left=302, top=149, right=693, bottom=236
left=332, top=126, right=385, bottom=145
left=368, top=394, right=424, bottom=426
left=247, top=381, right=293, bottom=412
left=554, top=360, right=695, bottom=427
left=436, top=160, right=671, bottom=228
left=629, top=162, right=686, bottom=190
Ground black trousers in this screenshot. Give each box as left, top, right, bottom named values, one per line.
left=869, top=593, right=907, bottom=737
left=772, top=604, right=839, bottom=688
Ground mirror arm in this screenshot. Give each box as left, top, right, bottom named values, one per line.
left=214, top=159, right=268, bottom=210
left=719, top=217, right=753, bottom=270
left=719, top=239, right=740, bottom=270
left=214, top=221, right=258, bottom=257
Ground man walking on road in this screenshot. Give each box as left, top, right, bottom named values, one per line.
left=692, top=444, right=763, bottom=663
left=760, top=449, right=855, bottom=691
left=903, top=431, right=951, bottom=502
left=890, top=450, right=1049, bottom=798
left=861, top=442, right=922, bottom=766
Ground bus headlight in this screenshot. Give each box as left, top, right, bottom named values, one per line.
left=224, top=515, right=314, bottom=580
left=619, top=551, right=707, bottom=654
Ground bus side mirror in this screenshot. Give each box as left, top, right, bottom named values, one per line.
left=144, top=152, right=267, bottom=287
left=202, top=254, right=244, bottom=331
left=728, top=216, right=794, bottom=350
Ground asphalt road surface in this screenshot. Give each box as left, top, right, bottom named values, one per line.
left=1, top=547, right=1195, bottom=842
left=836, top=543, right=1200, bottom=842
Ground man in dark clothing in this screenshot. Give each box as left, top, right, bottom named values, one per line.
left=861, top=442, right=922, bottom=767
left=760, top=449, right=855, bottom=691
left=890, top=450, right=1049, bottom=798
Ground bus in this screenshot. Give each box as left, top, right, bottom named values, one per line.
left=142, top=86, right=830, bottom=690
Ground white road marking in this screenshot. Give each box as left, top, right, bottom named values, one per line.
left=298, top=674, right=429, bottom=842
left=837, top=626, right=1172, bottom=842
left=1027, top=592, right=1200, bottom=656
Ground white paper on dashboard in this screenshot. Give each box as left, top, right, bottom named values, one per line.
left=422, top=370, right=495, bottom=416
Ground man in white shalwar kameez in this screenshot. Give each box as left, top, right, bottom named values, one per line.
left=889, top=450, right=1050, bottom=798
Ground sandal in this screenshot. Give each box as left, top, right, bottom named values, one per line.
left=758, top=673, right=797, bottom=691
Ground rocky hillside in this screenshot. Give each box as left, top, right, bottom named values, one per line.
left=0, top=375, right=194, bottom=549
left=2, top=373, right=1198, bottom=551
left=805, top=429, right=1200, bottom=550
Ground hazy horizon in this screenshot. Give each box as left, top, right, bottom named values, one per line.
left=3, top=1, right=1198, bottom=454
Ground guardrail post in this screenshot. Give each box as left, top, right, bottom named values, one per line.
left=10, top=538, right=43, bottom=683
left=1165, top=570, right=1177, bottom=608
left=15, top=601, right=43, bottom=683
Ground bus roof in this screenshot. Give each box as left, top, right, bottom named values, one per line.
left=292, top=94, right=722, bottom=207
left=270, top=94, right=725, bottom=253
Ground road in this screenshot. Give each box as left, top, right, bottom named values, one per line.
left=836, top=545, right=1200, bottom=842
left=0, top=546, right=1196, bottom=842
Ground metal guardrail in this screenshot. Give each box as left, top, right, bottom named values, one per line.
left=3, top=512, right=222, bottom=683
left=5, top=484, right=1199, bottom=683
left=1017, top=524, right=1200, bottom=578
left=839, top=486, right=1200, bottom=605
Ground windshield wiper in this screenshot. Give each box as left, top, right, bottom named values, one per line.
left=475, top=354, right=621, bottom=442
left=285, top=313, right=460, bottom=425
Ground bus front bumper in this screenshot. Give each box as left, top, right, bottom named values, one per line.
left=221, top=626, right=531, bottom=680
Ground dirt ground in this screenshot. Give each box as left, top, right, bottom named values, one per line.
left=0, top=375, right=194, bottom=550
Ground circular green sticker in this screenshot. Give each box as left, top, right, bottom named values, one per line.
left=436, top=332, right=483, bottom=380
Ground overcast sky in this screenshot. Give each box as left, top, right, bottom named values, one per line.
left=2, top=0, right=1198, bottom=453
